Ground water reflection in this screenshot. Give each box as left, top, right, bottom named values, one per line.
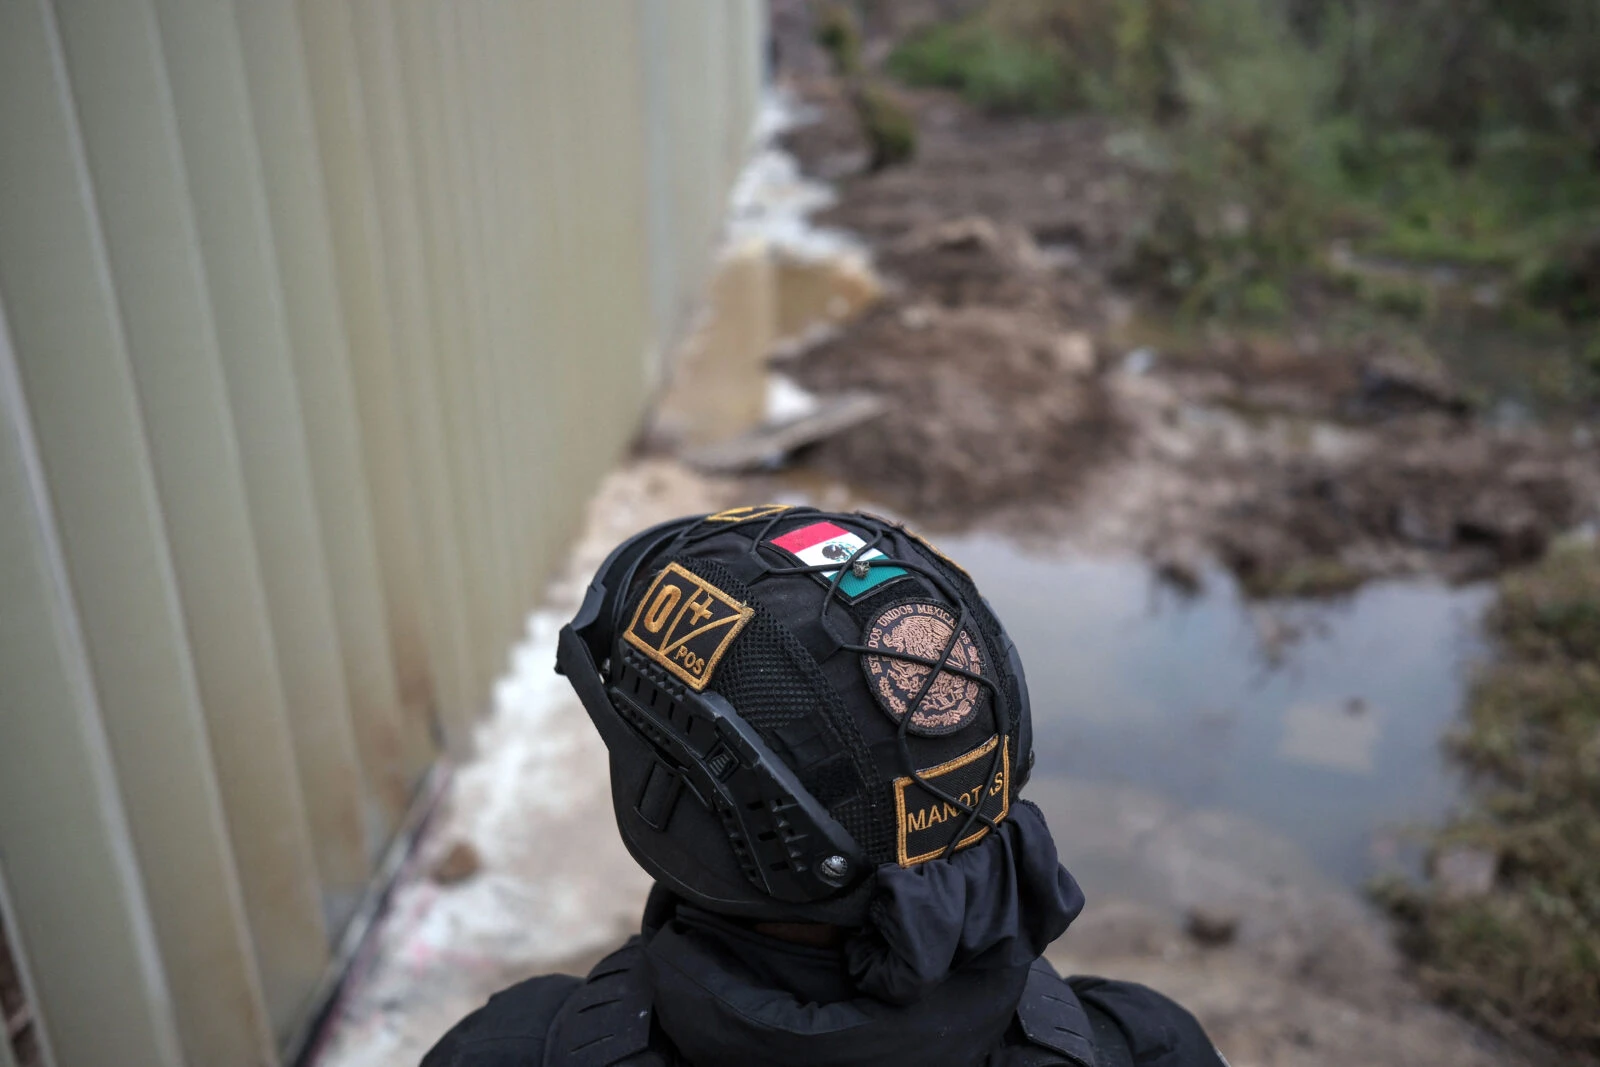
left=938, top=532, right=1495, bottom=888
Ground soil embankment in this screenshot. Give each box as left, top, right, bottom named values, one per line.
left=777, top=68, right=1598, bottom=601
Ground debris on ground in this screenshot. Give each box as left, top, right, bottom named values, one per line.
left=429, top=841, right=482, bottom=887
left=794, top=301, right=1118, bottom=514
left=1183, top=905, right=1241, bottom=948
left=681, top=390, right=886, bottom=474
left=1428, top=846, right=1498, bottom=903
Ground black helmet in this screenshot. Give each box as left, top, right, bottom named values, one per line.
left=556, top=505, right=1035, bottom=924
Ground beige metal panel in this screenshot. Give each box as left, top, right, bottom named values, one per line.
left=55, top=0, right=343, bottom=1000
left=587, top=3, right=630, bottom=460
left=664, top=6, right=722, bottom=359
left=489, top=9, right=538, bottom=637
left=560, top=2, right=592, bottom=522
left=539, top=0, right=592, bottom=528
left=559, top=1, right=652, bottom=472
left=459, top=4, right=529, bottom=642
left=520, top=3, right=563, bottom=600
left=0, top=305, right=183, bottom=1067
left=733, top=0, right=766, bottom=172
left=0, top=3, right=277, bottom=1062
left=639, top=0, right=683, bottom=376
left=144, top=2, right=361, bottom=1028
left=468, top=7, right=524, bottom=618
left=531, top=1, right=587, bottom=600
left=524, top=1, right=579, bottom=588
left=296, top=0, right=440, bottom=760
left=496, top=6, right=553, bottom=608
left=52, top=0, right=337, bottom=1036
left=494, top=4, right=542, bottom=620
left=445, top=4, right=517, bottom=656
left=348, top=0, right=482, bottom=755
left=391, top=4, right=502, bottom=693
left=596, top=2, right=654, bottom=429
left=234, top=0, right=417, bottom=833
left=704, top=0, right=734, bottom=189
left=502, top=3, right=561, bottom=603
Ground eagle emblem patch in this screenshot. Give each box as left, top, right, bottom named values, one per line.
left=623, top=562, right=753, bottom=690
left=861, top=601, right=984, bottom=736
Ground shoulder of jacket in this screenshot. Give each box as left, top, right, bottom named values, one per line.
left=421, top=973, right=584, bottom=1067
left=544, top=940, right=674, bottom=1067
left=1065, top=976, right=1228, bottom=1067
left=996, top=960, right=1100, bottom=1067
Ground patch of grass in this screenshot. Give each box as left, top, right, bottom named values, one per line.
left=883, top=0, right=1600, bottom=329
left=1321, top=263, right=1437, bottom=320
left=814, top=2, right=863, bottom=76
left=1335, top=131, right=1600, bottom=270
left=887, top=16, right=1068, bottom=115
left=1245, top=555, right=1365, bottom=599
left=814, top=3, right=918, bottom=172
left=1523, top=226, right=1600, bottom=325
left=851, top=82, right=918, bottom=171
left=1378, top=539, right=1600, bottom=1060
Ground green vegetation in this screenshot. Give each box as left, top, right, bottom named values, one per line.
left=815, top=3, right=918, bottom=171
left=814, top=2, right=863, bottom=76
left=885, top=0, right=1600, bottom=345
left=886, top=18, right=1067, bottom=115
left=850, top=82, right=918, bottom=171
left=1375, top=539, right=1600, bottom=1060
left=1244, top=555, right=1365, bottom=599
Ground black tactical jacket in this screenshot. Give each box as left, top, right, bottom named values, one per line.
left=422, top=894, right=1225, bottom=1067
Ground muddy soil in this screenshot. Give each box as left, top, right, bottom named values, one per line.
left=776, top=68, right=1599, bottom=596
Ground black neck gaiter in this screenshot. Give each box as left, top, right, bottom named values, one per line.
left=641, top=799, right=1084, bottom=1067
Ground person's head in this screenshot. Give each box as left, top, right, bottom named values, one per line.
left=556, top=505, right=1038, bottom=927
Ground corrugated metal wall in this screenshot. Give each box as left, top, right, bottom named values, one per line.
left=0, top=3, right=764, bottom=1065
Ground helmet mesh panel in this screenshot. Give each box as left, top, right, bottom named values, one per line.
left=676, top=556, right=893, bottom=864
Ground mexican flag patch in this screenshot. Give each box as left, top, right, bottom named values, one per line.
left=769, top=521, right=909, bottom=600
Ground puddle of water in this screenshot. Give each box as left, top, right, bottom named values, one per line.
left=937, top=531, right=1495, bottom=889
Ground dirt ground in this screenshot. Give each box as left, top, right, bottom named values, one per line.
left=775, top=57, right=1599, bottom=601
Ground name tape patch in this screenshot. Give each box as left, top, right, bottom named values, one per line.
left=623, top=562, right=753, bottom=690
left=894, top=736, right=1010, bottom=866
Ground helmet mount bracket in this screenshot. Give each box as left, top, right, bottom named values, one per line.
left=556, top=527, right=867, bottom=904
